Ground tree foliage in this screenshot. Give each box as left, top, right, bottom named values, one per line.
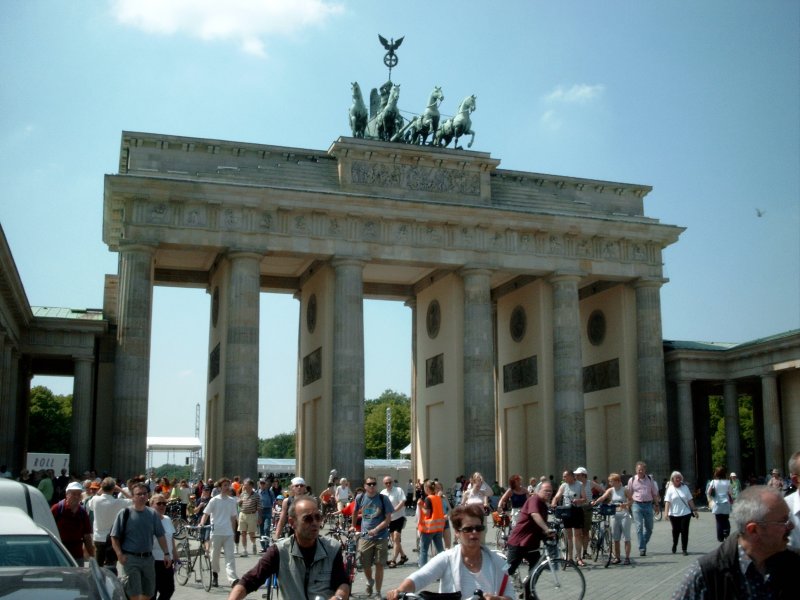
left=364, top=389, right=410, bottom=459
left=28, top=386, right=72, bottom=453
left=709, top=394, right=755, bottom=470
left=259, top=432, right=296, bottom=458
left=154, top=464, right=193, bottom=482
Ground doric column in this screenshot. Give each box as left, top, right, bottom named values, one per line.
left=723, top=380, right=742, bottom=477
left=331, top=258, right=365, bottom=487
left=676, top=379, right=697, bottom=488
left=761, top=372, right=781, bottom=471
left=70, top=356, right=94, bottom=473
left=634, top=279, right=669, bottom=479
left=405, top=298, right=417, bottom=483
left=461, top=268, right=496, bottom=482
left=112, top=244, right=154, bottom=477
left=549, top=273, right=586, bottom=469
left=222, top=251, right=262, bottom=478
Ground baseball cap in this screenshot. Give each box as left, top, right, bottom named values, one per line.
left=89, top=481, right=101, bottom=490
left=730, top=472, right=737, bottom=477
left=66, top=482, right=84, bottom=492
left=573, top=467, right=588, bottom=476
left=259, top=478, right=267, bottom=483
left=291, top=477, right=306, bottom=486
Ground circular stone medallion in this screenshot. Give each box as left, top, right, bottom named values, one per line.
left=587, top=310, right=606, bottom=346
left=426, top=300, right=441, bottom=339
left=510, top=305, right=526, bottom=342
left=307, top=294, right=317, bottom=334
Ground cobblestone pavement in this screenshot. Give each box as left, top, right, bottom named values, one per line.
left=170, top=508, right=720, bottom=599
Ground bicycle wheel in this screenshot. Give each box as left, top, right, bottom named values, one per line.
left=530, top=558, right=586, bottom=600
left=175, top=545, right=190, bottom=586
left=173, top=518, right=189, bottom=539
left=495, top=525, right=508, bottom=551
left=199, top=549, right=212, bottom=591
left=557, top=529, right=569, bottom=560
left=263, top=576, right=273, bottom=600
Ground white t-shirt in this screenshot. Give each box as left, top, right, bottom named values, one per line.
left=381, top=485, right=406, bottom=520
left=664, top=484, right=693, bottom=517
left=205, top=494, right=238, bottom=536
left=152, top=515, right=175, bottom=559
left=88, top=493, right=132, bottom=542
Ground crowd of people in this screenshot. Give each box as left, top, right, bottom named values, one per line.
left=2, top=453, right=799, bottom=599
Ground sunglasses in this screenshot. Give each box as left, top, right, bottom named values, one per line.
left=459, top=525, right=486, bottom=533
left=155, top=501, right=167, bottom=506
left=299, top=512, right=324, bottom=524
left=365, top=482, right=377, bottom=486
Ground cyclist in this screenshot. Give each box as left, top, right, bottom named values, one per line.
left=505, top=481, right=555, bottom=579
left=228, top=496, right=350, bottom=600
left=387, top=504, right=512, bottom=600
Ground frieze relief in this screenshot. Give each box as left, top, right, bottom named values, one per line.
left=129, top=198, right=659, bottom=266
left=350, top=160, right=480, bottom=196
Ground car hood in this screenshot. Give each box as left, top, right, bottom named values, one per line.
left=0, top=564, right=125, bottom=600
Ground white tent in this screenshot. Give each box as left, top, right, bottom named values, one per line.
left=399, top=443, right=412, bottom=456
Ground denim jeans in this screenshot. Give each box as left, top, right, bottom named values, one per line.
left=419, top=531, right=444, bottom=567
left=631, top=501, right=654, bottom=551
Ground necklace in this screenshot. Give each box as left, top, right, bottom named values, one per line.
left=462, top=552, right=482, bottom=572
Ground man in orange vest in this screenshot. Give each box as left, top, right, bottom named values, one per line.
left=417, top=480, right=446, bottom=566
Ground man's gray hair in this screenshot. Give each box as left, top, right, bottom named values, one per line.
left=788, top=451, right=800, bottom=477
left=731, top=485, right=783, bottom=533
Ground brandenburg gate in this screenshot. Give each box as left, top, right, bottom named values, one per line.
left=102, top=131, right=682, bottom=489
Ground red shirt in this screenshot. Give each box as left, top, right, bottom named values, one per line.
left=507, top=494, right=549, bottom=549
left=52, top=501, right=91, bottom=561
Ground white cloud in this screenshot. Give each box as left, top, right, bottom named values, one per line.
left=540, top=109, right=562, bottom=131
left=110, top=0, right=344, bottom=58
left=544, top=83, right=605, bottom=104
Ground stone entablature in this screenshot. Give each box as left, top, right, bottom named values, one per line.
left=105, top=133, right=682, bottom=284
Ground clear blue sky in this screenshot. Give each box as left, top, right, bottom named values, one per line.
left=2, top=1, right=798, bottom=445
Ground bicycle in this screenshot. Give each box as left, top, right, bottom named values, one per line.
left=514, top=515, right=585, bottom=600
left=326, top=526, right=360, bottom=584
left=492, top=510, right=511, bottom=552
left=389, top=591, right=488, bottom=599
left=165, top=499, right=189, bottom=539
left=588, top=504, right=614, bottom=567
left=175, top=525, right=212, bottom=592
left=259, top=537, right=280, bottom=600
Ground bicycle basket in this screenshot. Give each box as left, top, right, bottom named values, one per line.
left=554, top=506, right=572, bottom=520
left=491, top=511, right=510, bottom=527
left=598, top=503, right=616, bottom=517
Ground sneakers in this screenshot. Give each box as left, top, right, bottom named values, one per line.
left=240, top=549, right=248, bottom=557
left=366, top=578, right=374, bottom=596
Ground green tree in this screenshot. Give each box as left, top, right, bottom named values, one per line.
left=364, top=389, right=410, bottom=459
left=154, top=464, right=192, bottom=482
left=709, top=394, right=755, bottom=470
left=28, top=386, right=72, bottom=453
left=259, top=432, right=296, bottom=458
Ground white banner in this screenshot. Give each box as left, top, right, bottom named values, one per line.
left=26, top=453, right=70, bottom=473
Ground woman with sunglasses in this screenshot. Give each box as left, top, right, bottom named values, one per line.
left=387, top=503, right=513, bottom=600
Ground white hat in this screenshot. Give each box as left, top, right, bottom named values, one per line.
left=573, top=467, right=588, bottom=476
left=730, top=472, right=737, bottom=477
left=291, top=477, right=306, bottom=486
left=66, top=482, right=84, bottom=492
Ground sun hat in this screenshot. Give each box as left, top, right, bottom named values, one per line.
left=291, top=477, right=306, bottom=486
left=66, top=481, right=84, bottom=492
left=573, top=467, right=588, bottom=476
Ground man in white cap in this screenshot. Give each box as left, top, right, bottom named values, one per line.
left=274, top=477, right=308, bottom=542
left=52, top=481, right=95, bottom=566
left=574, top=467, right=604, bottom=557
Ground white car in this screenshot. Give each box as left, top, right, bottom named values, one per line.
left=0, top=505, right=126, bottom=599
left=0, top=478, right=60, bottom=539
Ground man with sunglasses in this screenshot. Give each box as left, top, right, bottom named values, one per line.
left=274, top=476, right=309, bottom=541
left=229, top=496, right=350, bottom=600
left=357, top=477, right=393, bottom=598
left=674, top=485, right=800, bottom=599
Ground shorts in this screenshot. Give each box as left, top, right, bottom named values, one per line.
left=561, top=506, right=584, bottom=530
left=389, top=517, right=406, bottom=533
left=119, top=554, right=156, bottom=598
left=238, top=512, right=259, bottom=533
left=360, top=537, right=388, bottom=568
left=582, top=506, right=593, bottom=534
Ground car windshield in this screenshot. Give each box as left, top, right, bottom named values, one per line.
left=0, top=535, right=74, bottom=567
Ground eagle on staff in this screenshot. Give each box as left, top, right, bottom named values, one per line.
left=379, top=34, right=404, bottom=78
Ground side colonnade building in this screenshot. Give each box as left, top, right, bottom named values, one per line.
left=1, top=131, right=797, bottom=491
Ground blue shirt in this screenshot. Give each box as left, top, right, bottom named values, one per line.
left=356, top=492, right=392, bottom=539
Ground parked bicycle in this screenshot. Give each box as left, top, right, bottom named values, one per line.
left=492, top=510, right=512, bottom=552
left=588, top=504, right=615, bottom=567
left=325, top=526, right=360, bottom=585
left=166, top=499, right=189, bottom=540
left=175, top=524, right=212, bottom=592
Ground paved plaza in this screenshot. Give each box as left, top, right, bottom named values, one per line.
left=170, top=507, right=722, bottom=599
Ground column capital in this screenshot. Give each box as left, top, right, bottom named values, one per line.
left=761, top=371, right=778, bottom=380
left=548, top=271, right=584, bottom=285
left=118, top=242, right=157, bottom=255
left=225, top=249, right=264, bottom=261
left=632, top=277, right=668, bottom=289
left=331, top=256, right=367, bottom=269
left=72, top=355, right=94, bottom=364
left=459, top=265, right=493, bottom=277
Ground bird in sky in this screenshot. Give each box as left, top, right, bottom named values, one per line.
left=755, top=208, right=766, bottom=217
